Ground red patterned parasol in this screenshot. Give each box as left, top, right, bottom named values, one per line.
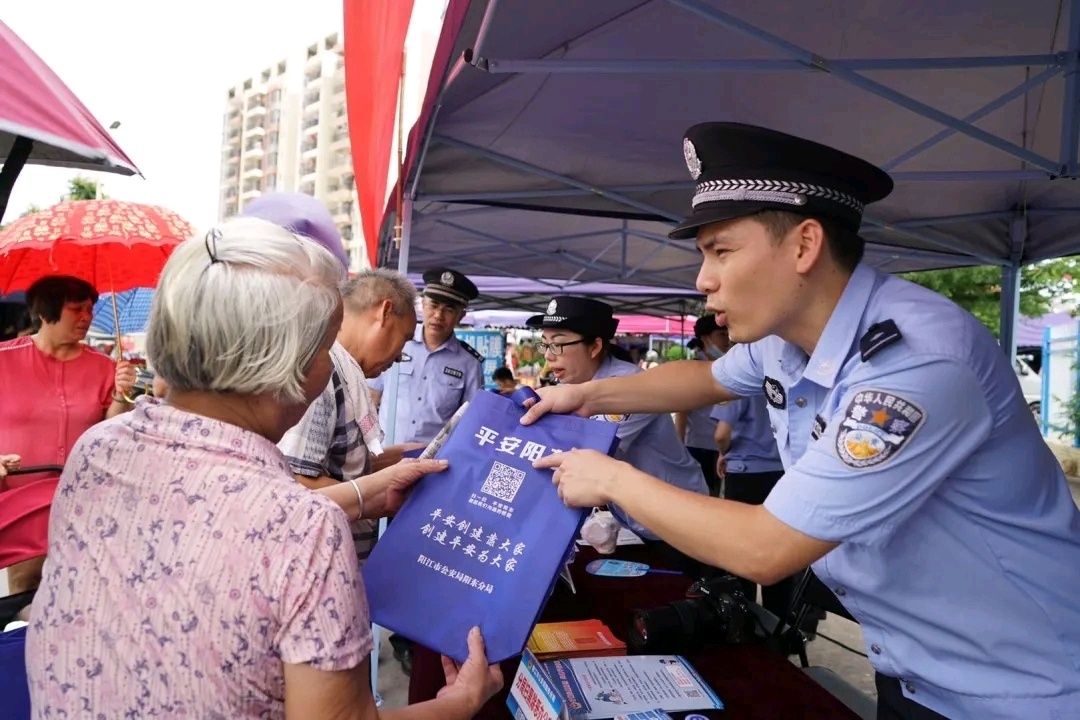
left=0, top=198, right=194, bottom=295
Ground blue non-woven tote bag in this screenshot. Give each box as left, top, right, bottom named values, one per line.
left=363, top=389, right=619, bottom=663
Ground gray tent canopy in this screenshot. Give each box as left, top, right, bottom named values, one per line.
left=381, top=0, right=1080, bottom=356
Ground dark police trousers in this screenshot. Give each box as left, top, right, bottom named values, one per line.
left=875, top=674, right=951, bottom=720
left=722, top=469, right=796, bottom=618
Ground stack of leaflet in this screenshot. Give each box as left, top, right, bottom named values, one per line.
left=526, top=619, right=627, bottom=661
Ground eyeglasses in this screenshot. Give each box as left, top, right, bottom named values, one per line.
left=538, top=339, right=586, bottom=356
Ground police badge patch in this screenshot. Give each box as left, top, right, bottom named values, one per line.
left=547, top=299, right=557, bottom=315
left=763, top=377, right=786, bottom=409
left=440, top=271, right=454, bottom=286
left=835, top=389, right=925, bottom=469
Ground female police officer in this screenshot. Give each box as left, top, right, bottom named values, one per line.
left=526, top=295, right=708, bottom=541
left=523, top=122, right=1080, bottom=720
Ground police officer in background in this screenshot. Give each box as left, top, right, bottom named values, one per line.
left=369, top=267, right=484, bottom=444
left=526, top=295, right=709, bottom=542
left=526, top=122, right=1080, bottom=720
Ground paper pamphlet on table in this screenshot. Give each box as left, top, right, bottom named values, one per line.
left=508, top=649, right=721, bottom=720
left=545, top=654, right=722, bottom=718
left=362, top=390, right=619, bottom=663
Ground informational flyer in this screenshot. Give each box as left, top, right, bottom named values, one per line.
left=543, top=655, right=723, bottom=719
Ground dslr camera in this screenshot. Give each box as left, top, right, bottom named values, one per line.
left=628, top=573, right=756, bottom=654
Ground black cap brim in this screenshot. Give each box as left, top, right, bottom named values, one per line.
left=424, top=287, right=470, bottom=307
left=668, top=201, right=771, bottom=240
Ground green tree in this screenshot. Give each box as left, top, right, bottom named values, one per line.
left=62, top=176, right=104, bottom=201
left=902, top=258, right=1080, bottom=336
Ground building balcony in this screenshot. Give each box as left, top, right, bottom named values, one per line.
left=242, top=166, right=263, bottom=180
left=245, top=125, right=265, bottom=138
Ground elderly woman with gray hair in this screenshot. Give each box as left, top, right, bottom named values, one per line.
left=25, top=217, right=502, bottom=719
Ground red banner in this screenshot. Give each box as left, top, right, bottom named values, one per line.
left=344, top=0, right=415, bottom=267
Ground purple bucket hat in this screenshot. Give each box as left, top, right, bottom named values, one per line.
left=241, top=193, right=350, bottom=270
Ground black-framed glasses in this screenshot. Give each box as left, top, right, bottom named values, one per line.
left=538, top=339, right=586, bottom=356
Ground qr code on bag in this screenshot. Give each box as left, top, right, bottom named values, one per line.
left=481, top=461, right=526, bottom=503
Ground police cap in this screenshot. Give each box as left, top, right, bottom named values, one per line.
left=670, top=122, right=894, bottom=240
left=422, top=267, right=479, bottom=307
left=526, top=296, right=619, bottom=339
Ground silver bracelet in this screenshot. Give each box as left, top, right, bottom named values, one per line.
left=349, top=478, right=364, bottom=521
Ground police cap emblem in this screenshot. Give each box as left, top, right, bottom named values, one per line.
left=440, top=271, right=454, bottom=286
left=547, top=299, right=557, bottom=315
left=835, top=389, right=925, bottom=469
left=683, top=137, right=702, bottom=180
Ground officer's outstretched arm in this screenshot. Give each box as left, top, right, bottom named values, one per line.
left=592, top=359, right=735, bottom=414
left=595, top=465, right=836, bottom=586
left=577, top=358, right=993, bottom=585
left=523, top=359, right=735, bottom=425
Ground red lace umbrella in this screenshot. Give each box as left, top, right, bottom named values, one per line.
left=0, top=199, right=193, bottom=295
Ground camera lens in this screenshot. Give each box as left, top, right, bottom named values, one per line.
left=629, top=598, right=717, bottom=655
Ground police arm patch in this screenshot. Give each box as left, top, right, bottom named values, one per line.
left=835, top=389, right=925, bottom=469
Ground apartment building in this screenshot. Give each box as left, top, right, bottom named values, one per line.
left=218, top=32, right=365, bottom=269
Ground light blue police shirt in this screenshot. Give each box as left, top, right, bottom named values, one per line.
left=684, top=404, right=718, bottom=450
left=709, top=396, right=783, bottom=474
left=369, top=328, right=483, bottom=444
left=590, top=356, right=709, bottom=540
left=711, top=262, right=1080, bottom=719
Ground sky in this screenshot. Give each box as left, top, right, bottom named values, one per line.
left=3, top=0, right=358, bottom=230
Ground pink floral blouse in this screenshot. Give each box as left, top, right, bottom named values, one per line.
left=26, top=398, right=374, bottom=719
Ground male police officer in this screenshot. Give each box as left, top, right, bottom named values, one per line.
left=525, top=123, right=1080, bottom=720
left=369, top=267, right=484, bottom=444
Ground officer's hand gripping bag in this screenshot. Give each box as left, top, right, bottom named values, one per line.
left=361, top=389, right=619, bottom=663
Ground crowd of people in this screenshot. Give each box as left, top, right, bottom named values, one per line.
left=2, top=120, right=1079, bottom=720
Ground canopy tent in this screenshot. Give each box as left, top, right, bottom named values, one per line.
left=371, top=0, right=1080, bottom=360
left=1016, top=310, right=1077, bottom=346
left=407, top=272, right=703, bottom=315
